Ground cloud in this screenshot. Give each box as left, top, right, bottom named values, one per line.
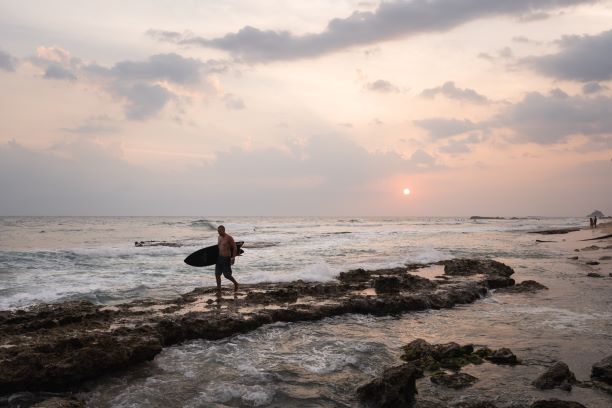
left=366, top=79, right=399, bottom=93
left=0, top=134, right=443, bottom=215
left=497, top=89, right=612, bottom=144
left=512, top=35, right=541, bottom=45
left=420, top=81, right=489, bottom=104
left=223, top=93, right=246, bottom=110
left=107, top=53, right=203, bottom=85
left=61, top=116, right=120, bottom=135
left=438, top=135, right=482, bottom=154
left=0, top=49, right=17, bottom=71
left=113, top=83, right=173, bottom=120
left=414, top=118, right=481, bottom=139
left=416, top=88, right=612, bottom=145
left=44, top=64, right=77, bottom=81
left=582, top=82, right=607, bottom=94
left=148, top=0, right=596, bottom=62
left=525, top=28, right=612, bottom=82
left=81, top=53, right=229, bottom=120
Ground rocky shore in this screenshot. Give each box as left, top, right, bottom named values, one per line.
left=0, top=258, right=517, bottom=402
left=358, top=338, right=612, bottom=408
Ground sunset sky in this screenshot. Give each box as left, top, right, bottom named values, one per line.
left=1, top=0, right=611, bottom=216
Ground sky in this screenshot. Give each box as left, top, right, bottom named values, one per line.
left=0, top=0, right=611, bottom=216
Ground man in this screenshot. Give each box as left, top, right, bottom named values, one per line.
left=216, top=225, right=239, bottom=292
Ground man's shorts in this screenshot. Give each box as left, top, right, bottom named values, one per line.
left=215, top=256, right=233, bottom=279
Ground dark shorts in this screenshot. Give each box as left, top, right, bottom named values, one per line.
left=215, top=256, right=233, bottom=279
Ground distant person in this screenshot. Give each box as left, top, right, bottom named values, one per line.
left=216, top=225, right=239, bottom=292
left=590, top=217, right=594, bottom=228
left=594, top=216, right=598, bottom=228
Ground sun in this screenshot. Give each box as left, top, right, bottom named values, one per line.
left=403, top=188, right=411, bottom=196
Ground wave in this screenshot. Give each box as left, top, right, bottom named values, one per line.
left=242, top=241, right=280, bottom=249
left=242, top=263, right=338, bottom=284
left=190, top=219, right=219, bottom=230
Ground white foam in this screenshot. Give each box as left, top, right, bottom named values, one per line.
left=242, top=262, right=338, bottom=284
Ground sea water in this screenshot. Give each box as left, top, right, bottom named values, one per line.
left=0, top=216, right=583, bottom=310
left=2, top=216, right=611, bottom=407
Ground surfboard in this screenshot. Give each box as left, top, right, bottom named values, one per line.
left=184, top=241, right=244, bottom=267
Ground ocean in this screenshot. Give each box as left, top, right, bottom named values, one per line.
left=1, top=216, right=611, bottom=407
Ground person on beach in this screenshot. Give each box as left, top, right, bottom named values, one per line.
left=594, top=216, right=598, bottom=228
left=216, top=225, right=239, bottom=292
left=590, top=217, right=594, bottom=228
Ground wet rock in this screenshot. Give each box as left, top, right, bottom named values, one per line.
left=586, top=261, right=600, bottom=266
left=357, top=363, right=420, bottom=408
left=400, top=339, right=485, bottom=372
left=599, top=255, right=612, bottom=260
left=484, top=275, right=515, bottom=289
left=528, top=228, right=580, bottom=235
left=591, top=355, right=612, bottom=384
left=453, top=401, right=498, bottom=408
left=532, top=361, right=577, bottom=391
left=401, top=274, right=438, bottom=291
left=244, top=288, right=299, bottom=304
left=485, top=348, right=519, bottom=365
left=529, top=399, right=586, bottom=408
left=374, top=277, right=401, bottom=294
left=0, top=332, right=162, bottom=394
left=496, top=280, right=548, bottom=294
left=580, top=245, right=600, bottom=251
left=567, top=256, right=579, bottom=260
left=430, top=372, right=478, bottom=389
left=415, top=399, right=447, bottom=408
left=442, top=259, right=514, bottom=278
left=32, top=397, right=85, bottom=407
left=587, top=272, right=602, bottom=278
left=338, top=268, right=370, bottom=283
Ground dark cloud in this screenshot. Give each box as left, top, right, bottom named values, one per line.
left=414, top=118, right=481, bottom=139
left=0, top=50, right=17, bottom=71
left=113, top=83, right=173, bottom=120
left=109, top=53, right=202, bottom=84
left=497, top=89, right=612, bottom=144
left=582, top=82, right=607, bottom=94
left=43, top=65, right=77, bottom=81
left=366, top=79, right=399, bottom=93
left=417, top=89, right=612, bottom=145
left=420, top=81, right=489, bottom=104
left=525, top=28, right=612, bottom=82
left=81, top=53, right=229, bottom=120
left=148, top=0, right=596, bottom=62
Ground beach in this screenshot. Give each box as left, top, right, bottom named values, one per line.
left=1, top=216, right=611, bottom=407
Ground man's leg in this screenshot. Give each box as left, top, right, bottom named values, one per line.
left=223, top=261, right=239, bottom=292
left=226, top=275, right=239, bottom=292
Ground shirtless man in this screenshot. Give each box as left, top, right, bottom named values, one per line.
left=216, top=225, right=239, bottom=292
